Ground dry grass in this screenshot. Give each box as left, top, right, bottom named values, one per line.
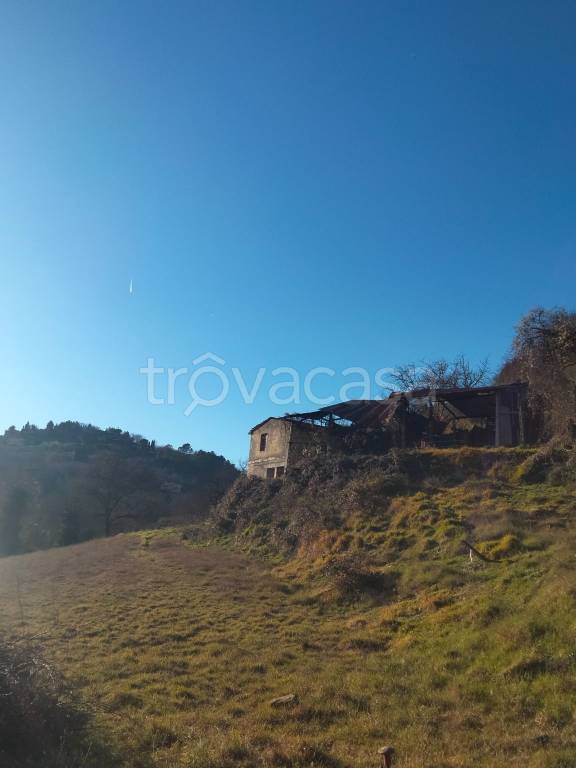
left=0, top=453, right=575, bottom=767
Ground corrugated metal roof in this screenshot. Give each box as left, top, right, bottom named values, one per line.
left=284, top=397, right=408, bottom=427
left=248, top=383, right=527, bottom=433
left=400, top=382, right=527, bottom=419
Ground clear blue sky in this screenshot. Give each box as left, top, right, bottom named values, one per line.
left=1, top=1, right=575, bottom=463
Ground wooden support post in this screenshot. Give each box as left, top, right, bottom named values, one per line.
left=518, top=390, right=526, bottom=445
left=427, top=399, right=434, bottom=447
left=495, top=390, right=502, bottom=447
left=399, top=408, right=406, bottom=449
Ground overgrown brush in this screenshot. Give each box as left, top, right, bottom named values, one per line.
left=513, top=437, right=576, bottom=484
left=214, top=449, right=531, bottom=561
left=321, top=554, right=397, bottom=601
left=0, top=635, right=117, bottom=767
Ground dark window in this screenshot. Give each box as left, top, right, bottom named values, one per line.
left=275, top=466, right=285, bottom=478
left=259, top=433, right=268, bottom=452
left=266, top=467, right=275, bottom=479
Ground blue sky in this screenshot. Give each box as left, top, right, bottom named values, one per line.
left=1, top=1, right=575, bottom=463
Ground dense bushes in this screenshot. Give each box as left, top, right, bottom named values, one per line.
left=0, top=636, right=117, bottom=767
left=215, top=453, right=405, bottom=552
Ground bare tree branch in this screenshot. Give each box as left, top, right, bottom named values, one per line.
left=390, top=356, right=490, bottom=391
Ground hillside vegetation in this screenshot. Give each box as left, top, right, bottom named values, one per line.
left=0, top=421, right=238, bottom=555
left=0, top=635, right=117, bottom=767
left=0, top=445, right=575, bottom=767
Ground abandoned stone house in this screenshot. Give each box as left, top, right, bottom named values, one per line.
left=247, top=382, right=530, bottom=479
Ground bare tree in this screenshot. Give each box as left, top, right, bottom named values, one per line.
left=512, top=307, right=576, bottom=373
left=83, top=453, right=158, bottom=537
left=498, top=307, right=576, bottom=438
left=390, top=355, right=490, bottom=392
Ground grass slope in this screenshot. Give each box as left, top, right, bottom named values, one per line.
left=0, top=449, right=575, bottom=768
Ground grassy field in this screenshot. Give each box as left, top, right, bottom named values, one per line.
left=0, top=450, right=575, bottom=767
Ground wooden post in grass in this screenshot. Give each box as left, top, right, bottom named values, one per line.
left=462, top=539, right=496, bottom=563
left=378, top=746, right=395, bottom=767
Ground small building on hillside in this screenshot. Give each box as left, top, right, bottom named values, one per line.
left=246, top=417, right=326, bottom=480
left=247, top=382, right=530, bottom=479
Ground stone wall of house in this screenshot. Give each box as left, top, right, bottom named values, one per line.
left=247, top=419, right=292, bottom=479
left=248, top=419, right=356, bottom=480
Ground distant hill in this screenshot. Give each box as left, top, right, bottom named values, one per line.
left=0, top=421, right=239, bottom=555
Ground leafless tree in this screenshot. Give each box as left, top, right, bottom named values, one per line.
left=390, top=355, right=490, bottom=391
left=84, top=453, right=158, bottom=537
left=498, top=307, right=576, bottom=438
left=512, top=307, right=576, bottom=372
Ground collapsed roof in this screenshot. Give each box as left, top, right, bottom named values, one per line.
left=284, top=397, right=409, bottom=428
left=260, top=382, right=528, bottom=431
left=400, top=382, right=527, bottom=420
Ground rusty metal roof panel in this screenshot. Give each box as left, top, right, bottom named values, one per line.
left=250, top=383, right=527, bottom=433
left=400, top=382, right=527, bottom=419
left=285, top=398, right=405, bottom=427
